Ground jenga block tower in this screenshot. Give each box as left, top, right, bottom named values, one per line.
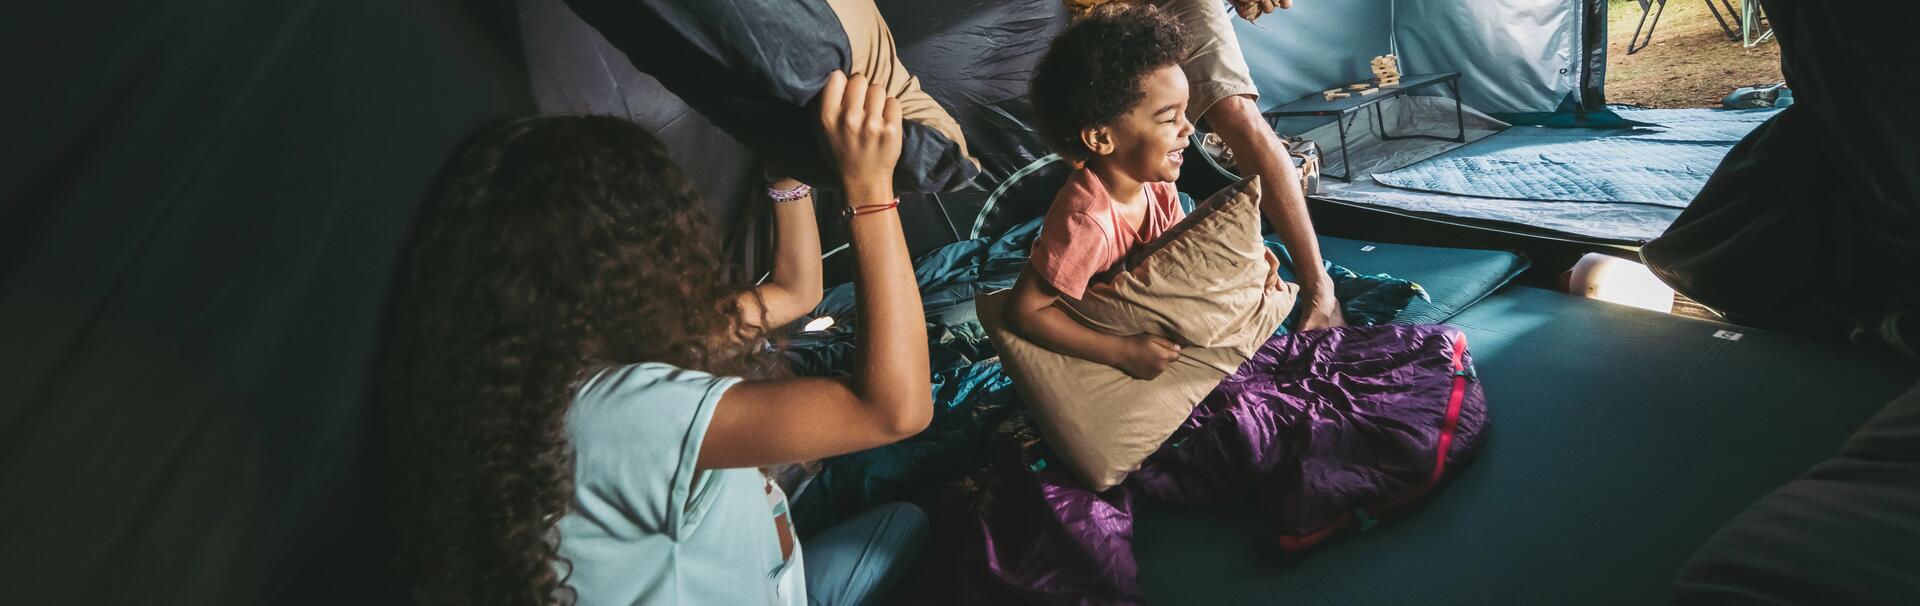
left=1371, top=54, right=1401, bottom=86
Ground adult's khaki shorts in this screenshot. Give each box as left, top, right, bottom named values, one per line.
left=1065, top=0, right=1262, bottom=122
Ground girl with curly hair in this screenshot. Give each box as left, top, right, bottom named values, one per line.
left=380, top=71, right=932, bottom=605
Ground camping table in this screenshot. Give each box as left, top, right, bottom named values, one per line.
left=1261, top=72, right=1464, bottom=183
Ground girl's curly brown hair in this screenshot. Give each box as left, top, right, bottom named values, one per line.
left=377, top=115, right=774, bottom=605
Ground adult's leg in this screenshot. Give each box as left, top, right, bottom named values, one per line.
left=802, top=502, right=929, bottom=606
left=1153, top=0, right=1343, bottom=330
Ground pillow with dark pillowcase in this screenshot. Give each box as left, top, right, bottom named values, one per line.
left=561, top=0, right=980, bottom=192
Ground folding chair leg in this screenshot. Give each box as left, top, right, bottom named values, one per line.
left=1703, top=0, right=1741, bottom=41
left=1741, top=0, right=1773, bottom=48
left=1629, top=0, right=1666, bottom=55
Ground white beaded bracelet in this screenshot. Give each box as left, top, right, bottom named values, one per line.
left=768, top=183, right=812, bottom=203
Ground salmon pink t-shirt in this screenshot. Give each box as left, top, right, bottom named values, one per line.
left=1029, top=169, right=1186, bottom=299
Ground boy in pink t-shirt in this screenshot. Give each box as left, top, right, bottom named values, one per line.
left=1007, top=5, right=1282, bottom=380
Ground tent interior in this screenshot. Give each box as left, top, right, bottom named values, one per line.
left=4, top=0, right=1916, bottom=603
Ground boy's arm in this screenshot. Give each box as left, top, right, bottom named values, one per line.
left=1005, top=266, right=1181, bottom=380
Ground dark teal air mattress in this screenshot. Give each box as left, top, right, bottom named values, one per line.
left=1135, top=287, right=1918, bottom=604
left=1305, top=235, right=1528, bottom=325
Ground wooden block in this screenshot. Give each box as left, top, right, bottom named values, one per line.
left=1371, top=55, right=1400, bottom=76
left=1357, top=87, right=1381, bottom=96
left=1325, top=88, right=1343, bottom=95
left=1324, top=91, right=1351, bottom=100
left=1349, top=83, right=1372, bottom=90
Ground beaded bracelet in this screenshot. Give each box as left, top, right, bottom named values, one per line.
left=767, top=182, right=812, bottom=203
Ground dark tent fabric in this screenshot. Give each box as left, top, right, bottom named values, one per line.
left=517, top=0, right=770, bottom=269
left=0, top=1, right=533, bottom=603
left=518, top=0, right=759, bottom=236
left=878, top=0, right=1068, bottom=186
left=1642, top=0, right=1920, bottom=342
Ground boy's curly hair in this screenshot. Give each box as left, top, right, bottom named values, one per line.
left=1030, top=3, right=1187, bottom=161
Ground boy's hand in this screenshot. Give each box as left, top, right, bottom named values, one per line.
left=1117, top=333, right=1182, bottom=380
left=1263, top=248, right=1284, bottom=292
left=818, top=70, right=902, bottom=198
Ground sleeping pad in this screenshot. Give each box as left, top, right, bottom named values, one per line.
left=786, top=212, right=1427, bottom=537
left=908, top=324, right=1488, bottom=604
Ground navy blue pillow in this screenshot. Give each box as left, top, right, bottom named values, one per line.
left=561, top=0, right=980, bottom=192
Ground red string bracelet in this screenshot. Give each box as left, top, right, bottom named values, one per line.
left=843, top=198, right=900, bottom=220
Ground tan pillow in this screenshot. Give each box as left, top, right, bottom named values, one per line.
left=979, top=176, right=1295, bottom=490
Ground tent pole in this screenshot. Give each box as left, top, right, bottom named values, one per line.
left=1388, top=0, right=1398, bottom=59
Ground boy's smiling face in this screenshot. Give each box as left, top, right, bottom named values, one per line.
left=1083, top=64, right=1194, bottom=184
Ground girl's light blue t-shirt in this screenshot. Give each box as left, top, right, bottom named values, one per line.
left=556, top=362, right=804, bottom=605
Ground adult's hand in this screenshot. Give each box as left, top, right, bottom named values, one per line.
left=1294, top=282, right=1346, bottom=332
left=1231, top=0, right=1292, bottom=23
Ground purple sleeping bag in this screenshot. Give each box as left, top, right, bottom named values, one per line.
left=917, top=324, right=1490, bottom=604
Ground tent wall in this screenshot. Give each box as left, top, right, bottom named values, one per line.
left=0, top=1, right=533, bottom=603
left=1396, top=0, right=1601, bottom=116
left=1234, top=2, right=1395, bottom=113
left=518, top=0, right=761, bottom=236
left=1240, top=0, right=1603, bottom=118
left=518, top=0, right=773, bottom=280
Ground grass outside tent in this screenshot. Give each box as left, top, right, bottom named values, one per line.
left=1606, top=0, right=1784, bottom=108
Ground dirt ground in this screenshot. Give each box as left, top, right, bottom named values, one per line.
left=1606, top=0, right=1783, bottom=108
